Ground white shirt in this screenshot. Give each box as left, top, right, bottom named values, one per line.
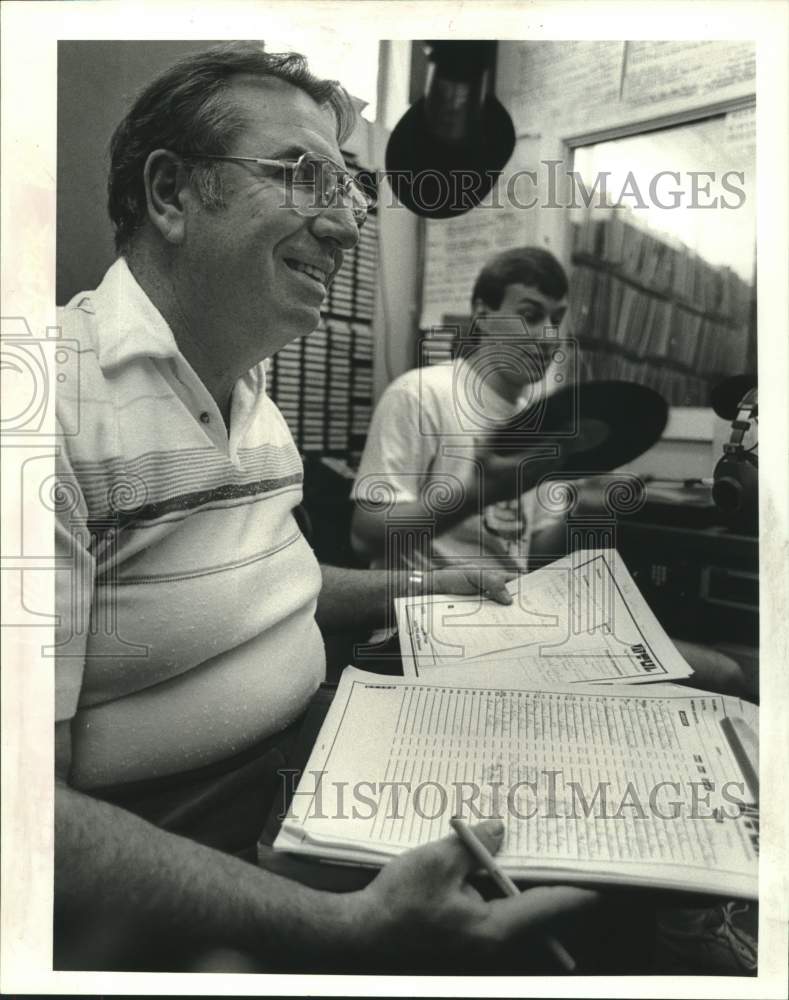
left=56, top=259, right=325, bottom=789
left=352, top=358, right=557, bottom=572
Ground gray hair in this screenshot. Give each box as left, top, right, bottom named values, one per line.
left=107, top=42, right=357, bottom=251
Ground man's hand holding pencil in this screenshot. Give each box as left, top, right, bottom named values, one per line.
left=350, top=818, right=598, bottom=972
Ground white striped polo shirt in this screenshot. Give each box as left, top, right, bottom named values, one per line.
left=55, top=258, right=325, bottom=790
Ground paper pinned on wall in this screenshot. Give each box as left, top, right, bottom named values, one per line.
left=496, top=41, right=755, bottom=138
left=498, top=41, right=625, bottom=135
left=725, top=104, right=757, bottom=166
left=622, top=41, right=755, bottom=108
left=420, top=204, right=527, bottom=328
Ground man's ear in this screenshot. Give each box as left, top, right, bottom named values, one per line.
left=143, top=149, right=191, bottom=245
left=471, top=297, right=488, bottom=318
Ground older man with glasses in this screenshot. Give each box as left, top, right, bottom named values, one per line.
left=54, top=43, right=595, bottom=973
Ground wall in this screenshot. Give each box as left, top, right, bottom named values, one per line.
left=56, top=40, right=419, bottom=405
left=494, top=40, right=756, bottom=265
left=57, top=40, right=227, bottom=304
left=342, top=120, right=420, bottom=401
left=419, top=41, right=756, bottom=480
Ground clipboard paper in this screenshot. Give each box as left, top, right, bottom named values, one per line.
left=275, top=668, right=758, bottom=899
left=395, top=549, right=695, bottom=684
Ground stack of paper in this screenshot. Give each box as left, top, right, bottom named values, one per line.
left=274, top=549, right=757, bottom=896
left=395, top=549, right=695, bottom=686
left=275, top=668, right=758, bottom=897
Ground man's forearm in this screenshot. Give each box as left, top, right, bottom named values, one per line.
left=316, top=564, right=413, bottom=633
left=352, top=448, right=565, bottom=562
left=55, top=781, right=367, bottom=967
left=351, top=490, right=482, bottom=562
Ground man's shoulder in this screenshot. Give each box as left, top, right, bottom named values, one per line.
left=56, top=259, right=127, bottom=364
left=58, top=292, right=102, bottom=357
left=383, top=362, right=454, bottom=402
left=56, top=288, right=108, bottom=427
left=54, top=261, right=166, bottom=456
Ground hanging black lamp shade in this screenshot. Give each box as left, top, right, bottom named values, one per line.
left=385, top=41, right=516, bottom=218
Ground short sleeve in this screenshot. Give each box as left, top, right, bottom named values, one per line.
left=352, top=379, right=439, bottom=505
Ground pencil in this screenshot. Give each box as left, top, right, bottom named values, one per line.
left=450, top=816, right=576, bottom=972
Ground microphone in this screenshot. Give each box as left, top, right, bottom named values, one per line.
left=710, top=374, right=757, bottom=420
left=711, top=375, right=758, bottom=531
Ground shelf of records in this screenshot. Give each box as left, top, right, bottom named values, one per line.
left=571, top=208, right=753, bottom=321
left=322, top=152, right=378, bottom=324
left=322, top=221, right=377, bottom=324
left=415, top=323, right=719, bottom=406
left=269, top=318, right=374, bottom=459
left=417, top=323, right=458, bottom=368
left=568, top=266, right=751, bottom=372
left=576, top=343, right=711, bottom=406
left=268, top=153, right=378, bottom=460
left=569, top=210, right=754, bottom=404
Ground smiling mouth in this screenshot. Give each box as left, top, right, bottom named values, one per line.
left=284, top=258, right=330, bottom=291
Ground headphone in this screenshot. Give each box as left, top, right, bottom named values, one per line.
left=712, top=381, right=758, bottom=531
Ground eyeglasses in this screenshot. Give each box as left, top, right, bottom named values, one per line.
left=180, top=150, right=374, bottom=225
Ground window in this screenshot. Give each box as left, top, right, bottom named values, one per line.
left=572, top=112, right=755, bottom=283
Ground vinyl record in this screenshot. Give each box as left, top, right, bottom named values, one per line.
left=491, top=380, right=668, bottom=476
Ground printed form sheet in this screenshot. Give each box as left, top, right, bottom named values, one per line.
left=395, top=549, right=693, bottom=685
left=277, top=669, right=758, bottom=898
